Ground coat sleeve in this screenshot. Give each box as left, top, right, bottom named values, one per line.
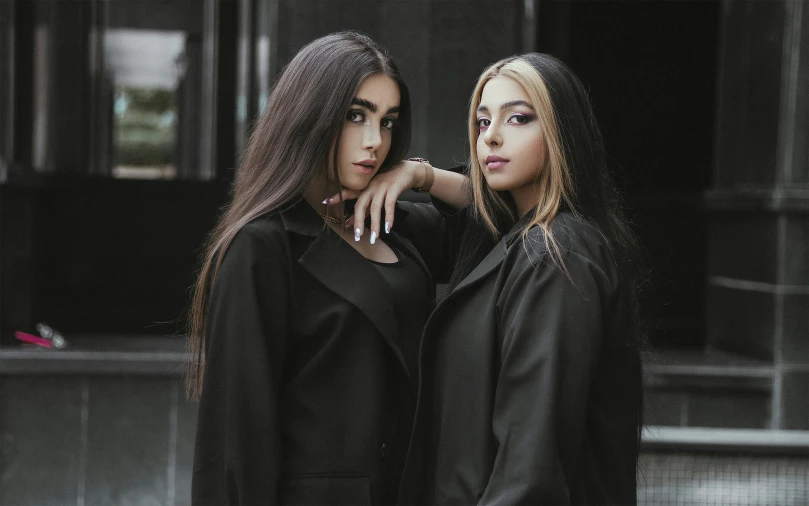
left=479, top=250, right=611, bottom=506
left=191, top=222, right=291, bottom=506
left=393, top=165, right=469, bottom=283
left=395, top=198, right=469, bottom=284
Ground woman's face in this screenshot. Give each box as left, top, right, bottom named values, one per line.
left=334, top=73, right=401, bottom=191
left=475, top=76, right=546, bottom=198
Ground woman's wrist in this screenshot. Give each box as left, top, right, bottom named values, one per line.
left=409, top=158, right=434, bottom=192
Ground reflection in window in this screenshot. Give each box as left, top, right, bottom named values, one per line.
left=104, top=29, right=186, bottom=180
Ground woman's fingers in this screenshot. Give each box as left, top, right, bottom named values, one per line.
left=384, top=190, right=397, bottom=234
left=352, top=192, right=370, bottom=241
left=368, top=190, right=385, bottom=244
left=382, top=176, right=412, bottom=233
left=340, top=160, right=423, bottom=240
left=323, top=188, right=361, bottom=205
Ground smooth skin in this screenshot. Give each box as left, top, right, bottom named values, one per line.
left=476, top=76, right=547, bottom=218
left=324, top=160, right=468, bottom=237
left=303, top=73, right=402, bottom=263
left=326, top=76, right=546, bottom=231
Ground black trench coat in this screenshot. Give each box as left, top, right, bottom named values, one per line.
left=191, top=198, right=448, bottom=506
left=398, top=209, right=642, bottom=506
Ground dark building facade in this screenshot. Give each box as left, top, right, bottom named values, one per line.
left=0, top=1, right=807, bottom=504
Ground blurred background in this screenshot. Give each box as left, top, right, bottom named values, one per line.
left=0, top=0, right=807, bottom=505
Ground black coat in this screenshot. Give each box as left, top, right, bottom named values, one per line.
left=399, top=209, right=642, bottom=506
left=191, top=198, right=448, bottom=506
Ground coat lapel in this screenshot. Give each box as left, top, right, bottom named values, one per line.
left=445, top=207, right=538, bottom=296
left=280, top=200, right=413, bottom=385
left=448, top=238, right=507, bottom=296
left=427, top=211, right=534, bottom=327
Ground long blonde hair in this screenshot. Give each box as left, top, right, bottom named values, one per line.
left=457, top=53, right=649, bottom=442
left=452, top=53, right=647, bottom=350
left=467, top=56, right=576, bottom=269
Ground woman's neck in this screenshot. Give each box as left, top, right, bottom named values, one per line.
left=302, top=178, right=335, bottom=215
left=509, top=185, right=542, bottom=219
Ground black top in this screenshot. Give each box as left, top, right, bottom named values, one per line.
left=398, top=208, right=641, bottom=506
left=368, top=248, right=429, bottom=502
left=369, top=248, right=429, bottom=378
left=191, top=199, right=450, bottom=506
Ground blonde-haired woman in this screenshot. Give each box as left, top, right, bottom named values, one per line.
left=336, top=53, right=645, bottom=505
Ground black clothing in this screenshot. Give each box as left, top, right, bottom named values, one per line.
left=370, top=249, right=430, bottom=379
left=399, top=209, right=641, bottom=506
left=191, top=198, right=447, bottom=506
left=370, top=251, right=430, bottom=500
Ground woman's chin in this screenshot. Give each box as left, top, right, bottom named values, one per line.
left=337, top=172, right=373, bottom=191
left=342, top=179, right=371, bottom=192
left=482, top=177, right=510, bottom=193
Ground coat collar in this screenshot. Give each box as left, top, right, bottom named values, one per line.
left=277, top=198, right=417, bottom=387
left=450, top=239, right=507, bottom=295
left=277, top=198, right=327, bottom=237
left=446, top=205, right=577, bottom=299
left=446, top=208, right=537, bottom=296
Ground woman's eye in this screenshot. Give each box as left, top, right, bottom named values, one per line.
left=507, top=113, right=533, bottom=124
left=347, top=110, right=364, bottom=123
left=381, top=117, right=396, bottom=130
left=476, top=117, right=490, bottom=130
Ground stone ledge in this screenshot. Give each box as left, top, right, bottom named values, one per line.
left=643, top=426, right=809, bottom=455
left=645, top=347, right=775, bottom=390
left=0, top=335, right=188, bottom=375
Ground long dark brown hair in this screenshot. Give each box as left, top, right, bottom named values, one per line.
left=186, top=32, right=411, bottom=399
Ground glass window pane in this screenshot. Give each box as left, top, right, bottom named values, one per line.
left=104, top=29, right=186, bottom=180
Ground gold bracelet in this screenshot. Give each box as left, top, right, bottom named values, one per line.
left=409, top=157, right=434, bottom=192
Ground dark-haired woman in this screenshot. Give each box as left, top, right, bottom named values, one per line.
left=346, top=53, right=645, bottom=505
left=187, top=32, right=464, bottom=505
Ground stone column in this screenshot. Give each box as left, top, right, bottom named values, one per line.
left=706, top=0, right=809, bottom=429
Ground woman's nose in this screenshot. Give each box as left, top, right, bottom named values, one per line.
left=363, top=124, right=382, bottom=150
left=483, top=125, right=501, bottom=147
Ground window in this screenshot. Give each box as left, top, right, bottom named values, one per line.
left=4, top=0, right=220, bottom=181
left=106, top=29, right=186, bottom=179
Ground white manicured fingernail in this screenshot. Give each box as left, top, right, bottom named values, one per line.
left=321, top=198, right=330, bottom=204
left=354, top=228, right=361, bottom=242
left=384, top=222, right=391, bottom=234
left=370, top=231, right=377, bottom=245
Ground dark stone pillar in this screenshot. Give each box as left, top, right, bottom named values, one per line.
left=706, top=0, right=809, bottom=429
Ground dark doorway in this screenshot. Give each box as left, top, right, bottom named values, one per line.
left=539, top=0, right=722, bottom=347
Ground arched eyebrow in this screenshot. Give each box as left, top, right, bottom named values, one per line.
left=352, top=97, right=400, bottom=114
left=477, top=100, right=535, bottom=113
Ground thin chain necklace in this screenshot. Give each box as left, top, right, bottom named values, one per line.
left=317, top=211, right=342, bottom=224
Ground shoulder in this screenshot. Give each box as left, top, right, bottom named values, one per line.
left=239, top=214, right=287, bottom=239
left=497, top=214, right=623, bottom=321
left=209, top=216, right=293, bottom=305
left=221, top=215, right=290, bottom=265
left=506, top=212, right=617, bottom=282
